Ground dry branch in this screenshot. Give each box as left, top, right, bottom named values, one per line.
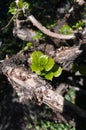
left=27, top=15, right=75, bottom=40
left=37, top=44, right=82, bottom=70
left=13, top=3, right=86, bottom=41
left=54, top=46, right=82, bottom=70
left=1, top=57, right=86, bottom=118
left=13, top=9, right=76, bottom=41
left=13, top=10, right=86, bottom=41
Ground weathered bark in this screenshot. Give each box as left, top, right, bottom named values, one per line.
left=37, top=44, right=83, bottom=70
left=13, top=0, right=86, bottom=42
left=1, top=48, right=86, bottom=118
left=1, top=63, right=86, bottom=118
left=0, top=45, right=82, bottom=73
left=13, top=15, right=75, bottom=41
left=26, top=15, right=75, bottom=40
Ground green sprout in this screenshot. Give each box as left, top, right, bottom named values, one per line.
left=59, top=25, right=72, bottom=35
left=72, top=20, right=84, bottom=29
left=23, top=42, right=34, bottom=51
left=9, top=2, right=17, bottom=15
left=33, top=31, right=45, bottom=40
left=65, top=88, right=76, bottom=104
left=9, top=0, right=30, bottom=15
left=31, top=51, right=62, bottom=80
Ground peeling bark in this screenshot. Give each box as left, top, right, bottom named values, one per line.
left=27, top=15, right=75, bottom=40
left=0, top=43, right=85, bottom=120
left=13, top=13, right=76, bottom=41
left=1, top=56, right=86, bottom=118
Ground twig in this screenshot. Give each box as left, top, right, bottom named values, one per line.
left=1, top=15, right=15, bottom=31
left=25, top=14, right=75, bottom=40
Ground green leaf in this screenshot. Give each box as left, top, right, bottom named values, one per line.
left=23, top=46, right=28, bottom=51
left=22, top=2, right=30, bottom=10
left=9, top=7, right=17, bottom=15
left=30, top=51, right=62, bottom=81
left=40, top=70, right=46, bottom=76
left=17, top=0, right=23, bottom=8
left=38, top=55, right=48, bottom=67
left=72, top=20, right=84, bottom=29
left=31, top=51, right=43, bottom=65
left=45, top=72, right=53, bottom=81
left=23, top=42, right=33, bottom=51
left=31, top=64, right=43, bottom=72
left=45, top=58, right=55, bottom=71
left=26, top=42, right=33, bottom=47
left=65, top=95, right=71, bottom=101
left=53, top=65, right=62, bottom=77
left=33, top=31, right=45, bottom=40
left=60, top=25, right=72, bottom=35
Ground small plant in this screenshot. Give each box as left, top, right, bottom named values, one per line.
left=72, top=20, right=84, bottom=29
left=23, top=42, right=34, bottom=51
left=59, top=25, right=72, bottom=35
left=9, top=0, right=30, bottom=15
left=9, top=2, right=18, bottom=15
left=46, top=22, right=57, bottom=29
left=33, top=31, right=45, bottom=40
left=65, top=88, right=76, bottom=104
left=35, top=120, right=75, bottom=130
left=30, top=51, right=62, bottom=80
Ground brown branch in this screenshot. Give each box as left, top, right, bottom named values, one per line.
left=37, top=44, right=82, bottom=70
left=27, top=15, right=75, bottom=40
left=54, top=46, right=82, bottom=67
left=1, top=15, right=15, bottom=31
left=13, top=6, right=86, bottom=41
left=1, top=60, right=86, bottom=118
left=14, top=10, right=86, bottom=41
left=13, top=16, right=75, bottom=41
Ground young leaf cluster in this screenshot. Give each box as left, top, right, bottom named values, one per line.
left=65, top=88, right=76, bottom=104
left=59, top=25, right=72, bottom=35
left=59, top=21, right=84, bottom=35
left=9, top=0, right=30, bottom=15
left=33, top=31, right=45, bottom=40
left=31, top=51, right=62, bottom=80
left=72, top=20, right=84, bottom=29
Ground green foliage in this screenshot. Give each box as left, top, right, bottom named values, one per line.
left=23, top=42, right=34, bottom=51
left=59, top=25, right=72, bottom=35
left=9, top=0, right=30, bottom=15
left=34, top=120, right=75, bottom=130
left=9, top=2, right=17, bottom=15
left=46, top=22, right=57, bottom=29
left=65, top=88, right=76, bottom=104
left=33, top=31, right=45, bottom=40
left=17, top=0, right=30, bottom=9
left=72, top=20, right=84, bottom=29
left=27, top=109, right=76, bottom=130
left=31, top=51, right=62, bottom=80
